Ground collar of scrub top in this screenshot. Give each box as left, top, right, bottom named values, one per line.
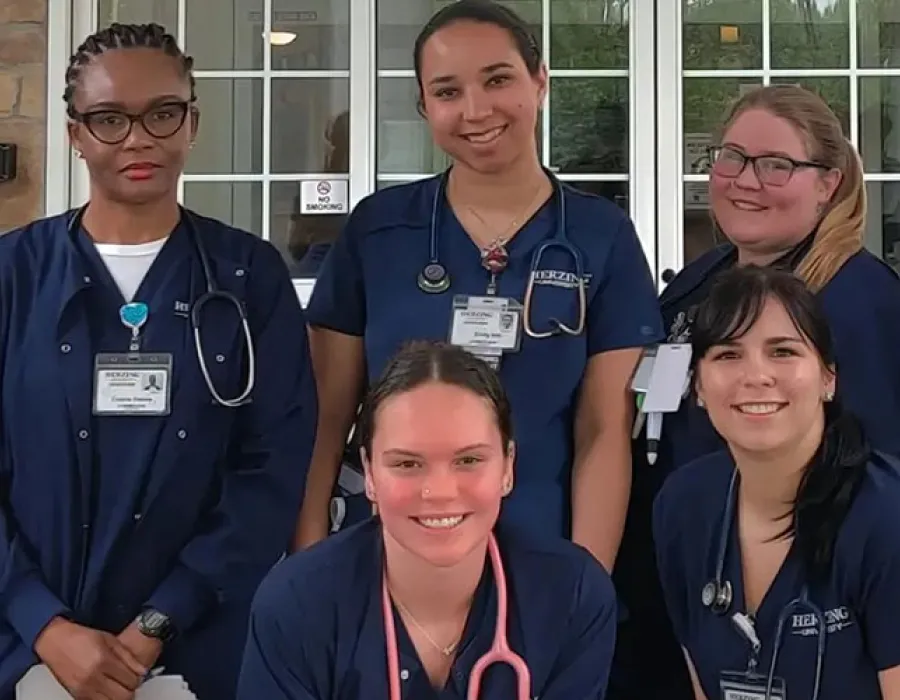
left=660, top=228, right=817, bottom=313
left=55, top=205, right=187, bottom=323
left=372, top=519, right=499, bottom=692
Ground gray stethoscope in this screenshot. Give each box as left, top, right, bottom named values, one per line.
left=703, top=470, right=826, bottom=700
left=417, top=168, right=587, bottom=338
left=68, top=205, right=255, bottom=408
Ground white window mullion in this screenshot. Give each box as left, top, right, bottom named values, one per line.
left=176, top=0, right=186, bottom=205
left=631, top=0, right=657, bottom=280
left=260, top=0, right=272, bottom=241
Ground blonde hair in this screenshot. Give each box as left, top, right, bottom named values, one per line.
left=716, top=84, right=865, bottom=292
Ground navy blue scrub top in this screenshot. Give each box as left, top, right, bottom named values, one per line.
left=0, top=210, right=317, bottom=698
left=655, top=241, right=900, bottom=472
left=236, top=518, right=618, bottom=700
left=305, top=176, right=664, bottom=539
left=653, top=450, right=900, bottom=700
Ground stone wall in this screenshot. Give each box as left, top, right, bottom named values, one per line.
left=0, top=0, right=47, bottom=232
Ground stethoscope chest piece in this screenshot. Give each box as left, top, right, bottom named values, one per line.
left=702, top=579, right=733, bottom=615
left=417, top=262, right=450, bottom=294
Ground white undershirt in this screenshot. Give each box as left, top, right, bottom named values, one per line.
left=94, top=238, right=168, bottom=301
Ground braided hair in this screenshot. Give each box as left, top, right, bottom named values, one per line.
left=63, top=23, right=195, bottom=116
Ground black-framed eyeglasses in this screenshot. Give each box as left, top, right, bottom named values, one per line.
left=708, top=145, right=828, bottom=187
left=69, top=99, right=195, bottom=145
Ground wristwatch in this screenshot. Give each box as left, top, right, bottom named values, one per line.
left=135, top=608, right=176, bottom=643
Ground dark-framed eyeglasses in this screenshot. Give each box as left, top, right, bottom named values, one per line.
left=69, top=99, right=195, bottom=145
left=708, top=145, right=828, bottom=187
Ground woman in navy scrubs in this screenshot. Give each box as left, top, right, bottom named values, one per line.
left=295, top=0, right=663, bottom=575
left=611, top=84, right=900, bottom=700
left=0, top=23, right=316, bottom=700
left=239, top=341, right=618, bottom=700
left=654, top=265, right=900, bottom=700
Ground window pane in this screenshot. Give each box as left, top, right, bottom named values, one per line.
left=97, top=0, right=178, bottom=32
left=186, top=0, right=263, bottom=70
left=376, top=77, right=448, bottom=175
left=682, top=182, right=719, bottom=265
left=188, top=79, right=262, bottom=175
left=376, top=1, right=542, bottom=71
left=771, top=0, right=848, bottom=69
left=683, top=0, right=762, bottom=70
left=859, top=77, right=900, bottom=173
left=858, top=0, right=900, bottom=69
left=183, top=182, right=263, bottom=236
left=875, top=183, right=900, bottom=271
left=270, top=181, right=346, bottom=278
left=271, top=79, right=350, bottom=174
left=551, top=0, right=628, bottom=69
left=683, top=79, right=763, bottom=174
left=550, top=78, right=628, bottom=175
left=771, top=77, right=850, bottom=136
left=271, top=5, right=350, bottom=71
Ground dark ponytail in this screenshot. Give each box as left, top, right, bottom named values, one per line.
left=691, top=265, right=870, bottom=583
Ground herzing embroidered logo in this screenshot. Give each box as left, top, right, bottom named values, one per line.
left=531, top=270, right=592, bottom=289
left=790, top=606, right=855, bottom=636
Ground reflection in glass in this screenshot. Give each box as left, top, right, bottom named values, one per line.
left=771, top=77, right=850, bottom=136
left=682, top=183, right=721, bottom=264
left=376, top=78, right=449, bottom=175
left=858, top=0, right=900, bottom=69
left=271, top=4, right=350, bottom=71
left=271, top=79, right=350, bottom=174
left=550, top=78, right=628, bottom=175
left=185, top=0, right=263, bottom=70
left=874, top=183, right=900, bottom=272
left=270, top=181, right=347, bottom=278
left=770, top=0, right=847, bottom=69
left=97, top=0, right=178, bottom=33
left=183, top=182, right=263, bottom=236
left=188, top=79, right=262, bottom=175
left=859, top=77, right=900, bottom=173
left=376, top=1, right=542, bottom=71
left=683, top=79, right=763, bottom=174
left=550, top=0, right=628, bottom=69
left=682, top=0, right=762, bottom=70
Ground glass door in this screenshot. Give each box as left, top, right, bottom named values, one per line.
left=70, top=0, right=363, bottom=302
left=657, top=0, right=900, bottom=282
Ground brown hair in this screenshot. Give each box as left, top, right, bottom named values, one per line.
left=716, top=84, right=865, bottom=292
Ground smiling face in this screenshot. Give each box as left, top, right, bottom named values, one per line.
left=695, top=295, right=835, bottom=459
left=67, top=47, right=198, bottom=205
left=710, top=108, right=841, bottom=258
left=417, top=20, right=546, bottom=175
left=362, top=380, right=514, bottom=569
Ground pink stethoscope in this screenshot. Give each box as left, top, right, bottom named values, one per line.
left=381, top=532, right=532, bottom=699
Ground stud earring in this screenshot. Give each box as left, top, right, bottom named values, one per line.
left=697, top=397, right=705, bottom=408
left=824, top=390, right=834, bottom=402
left=74, top=150, right=83, bottom=159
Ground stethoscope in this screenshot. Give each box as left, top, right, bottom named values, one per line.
left=381, top=533, right=531, bottom=700
left=417, top=169, right=587, bottom=339
left=703, top=470, right=826, bottom=700
left=67, top=205, right=255, bottom=408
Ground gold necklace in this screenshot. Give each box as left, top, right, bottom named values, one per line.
left=390, top=593, right=462, bottom=657
left=463, top=177, right=546, bottom=246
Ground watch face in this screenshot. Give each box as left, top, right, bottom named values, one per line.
left=140, top=609, right=171, bottom=637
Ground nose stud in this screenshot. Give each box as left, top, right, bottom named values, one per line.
left=422, top=488, right=431, bottom=497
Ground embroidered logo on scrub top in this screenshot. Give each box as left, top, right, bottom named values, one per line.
left=531, top=270, right=593, bottom=289
left=790, top=606, right=855, bottom=636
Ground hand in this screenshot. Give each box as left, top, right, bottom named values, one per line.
left=34, top=617, right=147, bottom=700
left=117, top=621, right=163, bottom=670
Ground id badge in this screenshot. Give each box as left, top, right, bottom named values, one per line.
left=93, top=353, right=173, bottom=416
left=448, top=295, right=523, bottom=369
left=720, top=670, right=787, bottom=700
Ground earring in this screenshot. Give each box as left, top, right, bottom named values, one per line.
left=696, top=397, right=705, bottom=408
left=74, top=150, right=83, bottom=159
left=824, top=390, right=834, bottom=402
left=502, top=480, right=512, bottom=495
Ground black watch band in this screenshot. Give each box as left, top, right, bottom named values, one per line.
left=136, top=608, right=176, bottom=643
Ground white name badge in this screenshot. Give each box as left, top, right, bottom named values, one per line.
left=720, top=671, right=786, bottom=700
left=93, top=353, right=173, bottom=416
left=448, top=295, right=523, bottom=353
